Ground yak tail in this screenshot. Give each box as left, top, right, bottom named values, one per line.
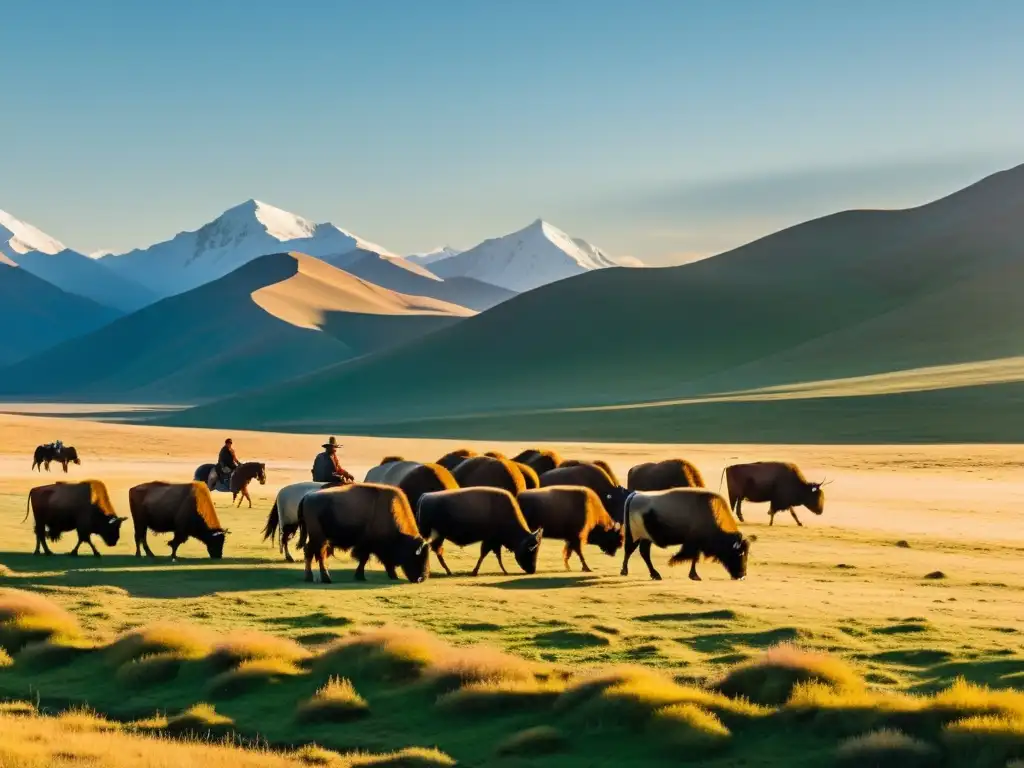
left=23, top=493, right=32, bottom=523
left=262, top=502, right=280, bottom=544
left=296, top=497, right=308, bottom=550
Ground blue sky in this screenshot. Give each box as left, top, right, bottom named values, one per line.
left=2, top=0, right=1022, bottom=264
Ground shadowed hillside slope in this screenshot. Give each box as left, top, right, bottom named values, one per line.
left=167, top=164, right=1024, bottom=438
left=0, top=253, right=472, bottom=402
left=0, top=263, right=122, bottom=365
left=325, top=247, right=517, bottom=310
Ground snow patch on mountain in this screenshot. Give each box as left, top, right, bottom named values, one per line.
left=407, top=246, right=463, bottom=266
left=426, top=219, right=626, bottom=293
left=0, top=209, right=67, bottom=255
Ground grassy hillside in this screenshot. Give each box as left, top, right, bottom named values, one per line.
left=168, top=164, right=1024, bottom=439
left=0, top=253, right=471, bottom=403
left=0, top=264, right=121, bottom=366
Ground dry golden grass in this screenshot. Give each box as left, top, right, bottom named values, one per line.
left=435, top=676, right=565, bottom=714
left=713, top=643, right=863, bottom=705
left=0, top=647, right=11, bottom=668
left=54, top=707, right=121, bottom=733
left=296, top=677, right=369, bottom=723
left=423, top=644, right=537, bottom=692
left=0, top=588, right=81, bottom=653
left=208, top=657, right=305, bottom=699
left=835, top=729, right=940, bottom=767
left=163, top=703, right=235, bottom=738
left=13, top=639, right=96, bottom=670
left=316, top=627, right=447, bottom=682
left=648, top=703, right=731, bottom=753
left=208, top=631, right=310, bottom=670
left=106, top=623, right=213, bottom=666
left=942, top=713, right=1024, bottom=761
left=927, top=677, right=1024, bottom=719
left=116, top=652, right=185, bottom=688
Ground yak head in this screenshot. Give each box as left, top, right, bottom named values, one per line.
left=588, top=521, right=624, bottom=556
left=804, top=480, right=827, bottom=515
left=400, top=536, right=431, bottom=583
left=98, top=515, right=127, bottom=546
left=206, top=529, right=229, bottom=559
left=604, top=485, right=632, bottom=524
left=721, top=534, right=753, bottom=580
left=514, top=528, right=544, bottom=574
left=66, top=447, right=81, bottom=465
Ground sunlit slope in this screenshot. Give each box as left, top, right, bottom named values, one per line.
left=0, top=253, right=472, bottom=402
left=168, top=165, right=1024, bottom=433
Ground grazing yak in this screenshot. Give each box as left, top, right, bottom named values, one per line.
left=417, top=488, right=543, bottom=576
left=628, top=459, right=706, bottom=491
left=621, top=488, right=754, bottom=581
left=513, top=448, right=563, bottom=476
left=25, top=480, right=125, bottom=556
left=299, top=483, right=430, bottom=584
left=436, top=448, right=477, bottom=472
left=262, top=481, right=329, bottom=562
left=364, top=460, right=459, bottom=511
left=561, top=459, right=621, bottom=486
left=518, top=486, right=622, bottom=572
left=539, top=463, right=631, bottom=523
left=453, top=456, right=528, bottom=496
left=129, top=481, right=228, bottom=560
left=723, top=462, right=826, bottom=526
left=32, top=444, right=81, bottom=474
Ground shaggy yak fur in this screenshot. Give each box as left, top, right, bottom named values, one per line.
left=518, top=486, right=622, bottom=572
left=628, top=459, right=706, bottom=491
left=25, top=480, right=124, bottom=556
left=722, top=461, right=826, bottom=526
left=129, top=481, right=227, bottom=560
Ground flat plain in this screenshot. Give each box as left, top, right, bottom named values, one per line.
left=1, top=411, right=1023, bottom=766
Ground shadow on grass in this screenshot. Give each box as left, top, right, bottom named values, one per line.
left=488, top=575, right=600, bottom=590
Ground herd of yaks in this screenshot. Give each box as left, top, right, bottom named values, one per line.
left=22, top=448, right=828, bottom=584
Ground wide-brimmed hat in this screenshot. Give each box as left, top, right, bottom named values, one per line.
left=322, top=436, right=340, bottom=449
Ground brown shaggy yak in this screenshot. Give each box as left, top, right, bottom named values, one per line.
left=298, top=483, right=429, bottom=583
left=513, top=462, right=540, bottom=489
left=539, top=463, right=631, bottom=522
left=518, top=486, right=622, bottom=572
left=25, top=480, right=124, bottom=556
left=364, top=461, right=459, bottom=512
left=628, top=459, right=706, bottom=491
left=453, top=456, right=527, bottom=496
left=129, top=481, right=228, bottom=560
left=436, top=448, right=477, bottom=472
left=513, top=448, right=563, bottom=476
left=417, top=488, right=543, bottom=576
left=622, top=488, right=754, bottom=581
left=560, top=459, right=621, bottom=486
left=722, top=462, right=827, bottom=526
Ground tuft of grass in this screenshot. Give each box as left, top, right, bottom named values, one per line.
left=352, top=747, right=457, bottom=767
left=557, top=665, right=763, bottom=730
left=942, top=714, right=1024, bottom=765
left=290, top=744, right=344, bottom=765
left=207, top=657, right=304, bottom=699
left=207, top=631, right=310, bottom=671
left=436, top=677, right=564, bottom=715
left=785, top=681, right=925, bottom=736
left=496, top=726, right=568, bottom=757
left=14, top=639, right=95, bottom=670
left=0, top=701, right=36, bottom=717
left=0, top=646, right=11, bottom=668
left=835, top=729, right=940, bottom=768
left=116, top=652, right=183, bottom=688
left=55, top=706, right=121, bottom=733
left=648, top=703, right=731, bottom=754
left=106, top=623, right=212, bottom=667
left=0, top=588, right=81, bottom=653
left=927, top=677, right=1024, bottom=720
left=164, top=702, right=235, bottom=738
left=316, top=627, right=446, bottom=683
left=424, top=645, right=537, bottom=693
left=297, top=676, right=370, bottom=723
left=713, top=644, right=864, bottom=706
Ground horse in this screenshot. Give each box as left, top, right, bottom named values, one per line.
left=32, top=444, right=81, bottom=474
left=193, top=461, right=267, bottom=508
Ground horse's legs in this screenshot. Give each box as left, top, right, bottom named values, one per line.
left=244, top=487, right=252, bottom=509
left=282, top=531, right=294, bottom=563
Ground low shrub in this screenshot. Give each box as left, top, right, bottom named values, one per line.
left=207, top=631, right=309, bottom=671
left=0, top=588, right=81, bottom=653
left=316, top=627, right=445, bottom=683
left=116, top=652, right=183, bottom=688
left=835, top=729, right=940, bottom=768
left=713, top=644, right=863, bottom=706
left=164, top=703, right=234, bottom=738
left=648, top=703, right=731, bottom=754
left=496, top=726, right=568, bottom=757
left=207, top=657, right=304, bottom=699
left=436, top=677, right=564, bottom=715
left=942, top=714, right=1024, bottom=765
left=106, top=623, right=212, bottom=667
left=14, top=639, right=94, bottom=671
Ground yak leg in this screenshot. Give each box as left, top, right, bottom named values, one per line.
left=384, top=563, right=399, bottom=580
left=470, top=543, right=490, bottom=576
left=768, top=507, right=777, bottom=526
left=353, top=553, right=370, bottom=582
left=431, top=541, right=453, bottom=576
left=317, top=547, right=332, bottom=584
left=494, top=547, right=508, bottom=575
left=33, top=527, right=50, bottom=556
left=789, top=507, right=803, bottom=526
left=620, top=535, right=641, bottom=576
left=734, top=496, right=744, bottom=523
left=638, top=540, right=662, bottom=581
left=572, top=540, right=592, bottom=572
left=303, top=546, right=315, bottom=582
left=562, top=543, right=573, bottom=571
left=136, top=529, right=156, bottom=558
left=168, top=533, right=189, bottom=561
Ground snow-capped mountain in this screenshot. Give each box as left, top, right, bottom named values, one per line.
left=0, top=208, right=156, bottom=312
left=407, top=246, right=463, bottom=267
left=426, top=219, right=629, bottom=293
left=101, top=199, right=398, bottom=299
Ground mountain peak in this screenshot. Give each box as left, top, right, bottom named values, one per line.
left=213, top=199, right=318, bottom=242
left=0, top=208, right=67, bottom=255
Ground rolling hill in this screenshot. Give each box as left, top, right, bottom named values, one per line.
left=0, top=263, right=123, bottom=366
left=0, top=209, right=156, bottom=312
left=166, top=163, right=1024, bottom=440
left=325, top=247, right=516, bottom=310
left=0, top=252, right=473, bottom=402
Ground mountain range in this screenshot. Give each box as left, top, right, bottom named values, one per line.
left=165, top=162, right=1024, bottom=442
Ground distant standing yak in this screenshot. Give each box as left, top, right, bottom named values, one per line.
left=32, top=444, right=81, bottom=474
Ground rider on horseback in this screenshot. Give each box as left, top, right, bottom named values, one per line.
left=217, top=438, right=240, bottom=484
left=312, top=437, right=354, bottom=484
